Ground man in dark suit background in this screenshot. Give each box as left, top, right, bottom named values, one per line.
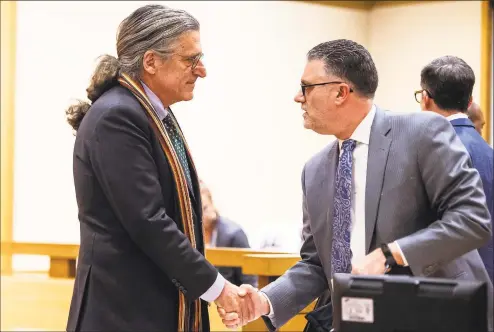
left=200, top=181, right=258, bottom=288
left=64, top=4, right=248, bottom=331
left=418, top=55, right=494, bottom=284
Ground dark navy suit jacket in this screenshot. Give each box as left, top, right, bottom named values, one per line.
left=451, top=117, right=493, bottom=284
left=68, top=86, right=216, bottom=331
left=215, top=217, right=258, bottom=288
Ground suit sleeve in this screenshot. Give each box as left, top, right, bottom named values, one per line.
left=261, top=166, right=329, bottom=331
left=396, top=115, right=492, bottom=276
left=230, top=229, right=259, bottom=288
left=89, top=106, right=219, bottom=301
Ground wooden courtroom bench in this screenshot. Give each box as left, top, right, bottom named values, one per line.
left=1, top=242, right=315, bottom=331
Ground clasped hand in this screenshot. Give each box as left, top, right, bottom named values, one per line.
left=214, top=281, right=269, bottom=329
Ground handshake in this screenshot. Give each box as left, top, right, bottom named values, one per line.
left=214, top=281, right=271, bottom=329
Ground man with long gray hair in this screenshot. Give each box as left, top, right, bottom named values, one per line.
left=65, top=4, right=249, bottom=331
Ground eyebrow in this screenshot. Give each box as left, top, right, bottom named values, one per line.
left=186, top=51, right=202, bottom=59
left=301, top=80, right=310, bottom=85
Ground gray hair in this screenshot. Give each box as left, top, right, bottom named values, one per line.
left=117, top=4, right=200, bottom=79
left=65, top=4, right=200, bottom=133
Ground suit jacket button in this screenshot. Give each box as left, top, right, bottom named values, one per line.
left=172, top=278, right=177, bottom=283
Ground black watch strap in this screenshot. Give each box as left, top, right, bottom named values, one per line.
left=381, top=243, right=398, bottom=272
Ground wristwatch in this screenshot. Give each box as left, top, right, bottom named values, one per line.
left=380, top=243, right=398, bottom=273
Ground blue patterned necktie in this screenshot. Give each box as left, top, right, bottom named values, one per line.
left=162, top=115, right=193, bottom=187
left=331, top=139, right=357, bottom=274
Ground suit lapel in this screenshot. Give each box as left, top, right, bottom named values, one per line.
left=188, top=162, right=201, bottom=215
left=308, top=142, right=338, bottom=272
left=365, top=109, right=392, bottom=253
left=325, top=144, right=339, bottom=235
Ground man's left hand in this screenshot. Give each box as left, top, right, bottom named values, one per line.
left=351, top=247, right=386, bottom=275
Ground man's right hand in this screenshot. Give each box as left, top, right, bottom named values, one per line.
left=217, top=284, right=270, bottom=328
left=214, top=281, right=253, bottom=328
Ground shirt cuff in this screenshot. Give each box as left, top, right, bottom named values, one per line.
left=260, top=291, right=275, bottom=319
left=200, top=272, right=226, bottom=302
left=393, top=240, right=409, bottom=266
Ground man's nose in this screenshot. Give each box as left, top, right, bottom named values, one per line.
left=194, top=61, right=206, bottom=78
left=294, top=89, right=305, bottom=103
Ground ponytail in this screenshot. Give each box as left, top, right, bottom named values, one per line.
left=65, top=55, right=121, bottom=133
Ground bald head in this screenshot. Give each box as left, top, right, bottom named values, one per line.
left=467, top=102, right=485, bottom=134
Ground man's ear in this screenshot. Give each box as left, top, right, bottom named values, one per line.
left=142, top=50, right=157, bottom=75
left=334, top=85, right=351, bottom=105
left=467, top=95, right=473, bottom=109
left=423, top=92, right=433, bottom=110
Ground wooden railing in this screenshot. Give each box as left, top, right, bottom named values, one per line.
left=1, top=242, right=292, bottom=277
left=1, top=241, right=79, bottom=278
left=1, top=242, right=314, bottom=331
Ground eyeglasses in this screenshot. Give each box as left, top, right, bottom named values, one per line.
left=193, top=53, right=204, bottom=70
left=414, top=89, right=433, bottom=103
left=188, top=53, right=204, bottom=70
left=176, top=52, right=204, bottom=70
left=300, top=81, right=353, bottom=97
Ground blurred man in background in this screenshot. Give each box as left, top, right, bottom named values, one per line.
left=418, top=55, right=493, bottom=284
left=200, top=180, right=258, bottom=288
left=467, top=102, right=486, bottom=135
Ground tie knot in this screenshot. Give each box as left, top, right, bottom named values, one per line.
left=342, top=139, right=357, bottom=152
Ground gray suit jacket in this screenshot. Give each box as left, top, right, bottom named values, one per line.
left=262, top=108, right=493, bottom=331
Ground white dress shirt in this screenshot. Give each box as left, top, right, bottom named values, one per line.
left=341, top=104, right=375, bottom=266
left=265, top=105, right=408, bottom=319
left=141, top=81, right=225, bottom=302
left=446, top=112, right=469, bottom=121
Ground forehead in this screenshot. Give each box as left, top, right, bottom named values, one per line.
left=173, top=30, right=202, bottom=56
left=301, top=59, right=329, bottom=83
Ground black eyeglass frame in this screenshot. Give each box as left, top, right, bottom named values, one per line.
left=300, top=81, right=354, bottom=97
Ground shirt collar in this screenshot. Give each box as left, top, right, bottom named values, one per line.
left=446, top=113, right=468, bottom=121
left=338, top=104, right=376, bottom=149
left=140, top=80, right=168, bottom=120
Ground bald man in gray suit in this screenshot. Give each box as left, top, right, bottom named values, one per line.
left=218, top=40, right=493, bottom=332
